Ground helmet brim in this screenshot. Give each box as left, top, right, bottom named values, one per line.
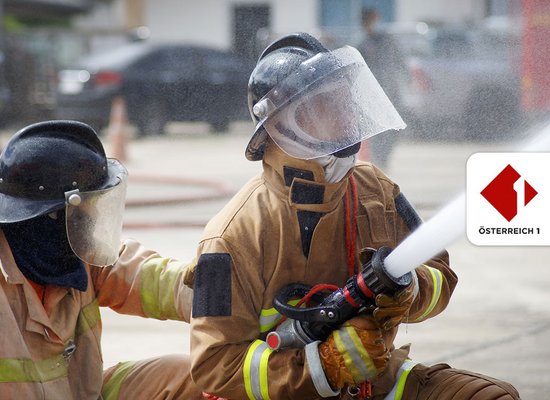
left=245, top=127, right=268, bottom=161
left=0, top=158, right=124, bottom=224
left=0, top=194, right=65, bottom=224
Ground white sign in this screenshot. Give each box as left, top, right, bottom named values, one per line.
left=466, top=152, right=550, bottom=246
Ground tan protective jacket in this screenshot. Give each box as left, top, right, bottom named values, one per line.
left=0, top=232, right=194, bottom=399
left=190, top=144, right=457, bottom=399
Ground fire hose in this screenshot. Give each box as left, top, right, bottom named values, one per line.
left=266, top=247, right=412, bottom=350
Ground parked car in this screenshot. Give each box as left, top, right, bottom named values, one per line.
left=55, top=41, right=252, bottom=135
left=388, top=20, right=522, bottom=140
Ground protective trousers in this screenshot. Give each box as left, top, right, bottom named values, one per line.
left=345, top=346, right=521, bottom=400
left=102, top=354, right=204, bottom=400
left=398, top=364, right=520, bottom=400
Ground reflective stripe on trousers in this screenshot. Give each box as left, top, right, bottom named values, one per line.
left=384, top=360, right=417, bottom=400
left=243, top=340, right=272, bottom=400
left=102, top=360, right=138, bottom=400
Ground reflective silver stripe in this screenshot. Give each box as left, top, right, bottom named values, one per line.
left=384, top=359, right=417, bottom=400
left=244, top=340, right=272, bottom=400
left=334, top=326, right=374, bottom=382
left=414, top=265, right=443, bottom=321
left=305, top=341, right=341, bottom=398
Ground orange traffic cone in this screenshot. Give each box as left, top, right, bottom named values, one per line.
left=108, top=96, right=129, bottom=162
left=358, top=139, right=370, bottom=162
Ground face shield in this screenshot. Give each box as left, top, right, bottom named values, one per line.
left=252, top=46, right=406, bottom=160
left=65, top=159, right=128, bottom=266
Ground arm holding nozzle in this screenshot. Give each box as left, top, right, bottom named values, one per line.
left=268, top=246, right=413, bottom=350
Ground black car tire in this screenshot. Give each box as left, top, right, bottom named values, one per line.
left=136, top=99, right=168, bottom=137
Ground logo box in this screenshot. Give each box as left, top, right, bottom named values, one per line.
left=466, top=152, right=550, bottom=246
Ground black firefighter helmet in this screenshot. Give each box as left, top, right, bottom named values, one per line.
left=0, top=120, right=127, bottom=266
left=0, top=120, right=119, bottom=223
left=246, top=32, right=406, bottom=161
left=246, top=32, right=328, bottom=161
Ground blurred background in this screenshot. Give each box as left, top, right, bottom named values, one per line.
left=0, top=0, right=549, bottom=398
left=0, top=0, right=547, bottom=139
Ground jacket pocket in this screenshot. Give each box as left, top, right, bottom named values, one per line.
left=357, top=200, right=396, bottom=249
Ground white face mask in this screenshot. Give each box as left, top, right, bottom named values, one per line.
left=315, top=153, right=357, bottom=183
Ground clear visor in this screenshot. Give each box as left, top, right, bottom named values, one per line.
left=254, top=46, right=406, bottom=159
left=65, top=159, right=128, bottom=266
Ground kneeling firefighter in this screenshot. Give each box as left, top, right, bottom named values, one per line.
left=189, top=33, right=520, bottom=399
left=0, top=120, right=203, bottom=399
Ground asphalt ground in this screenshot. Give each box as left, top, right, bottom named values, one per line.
left=2, top=120, right=549, bottom=398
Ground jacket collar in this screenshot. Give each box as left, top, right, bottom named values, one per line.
left=262, top=143, right=352, bottom=213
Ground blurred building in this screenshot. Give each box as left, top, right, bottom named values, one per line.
left=74, top=0, right=520, bottom=62
left=0, top=0, right=538, bottom=124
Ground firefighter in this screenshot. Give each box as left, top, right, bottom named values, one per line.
left=189, top=33, right=520, bottom=399
left=0, top=120, right=202, bottom=399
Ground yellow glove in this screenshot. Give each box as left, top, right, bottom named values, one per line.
left=318, top=316, right=389, bottom=389
left=373, top=281, right=415, bottom=331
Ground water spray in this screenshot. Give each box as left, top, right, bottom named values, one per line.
left=384, top=194, right=465, bottom=278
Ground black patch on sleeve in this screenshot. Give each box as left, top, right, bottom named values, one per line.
left=297, top=211, right=323, bottom=258
left=192, top=253, right=232, bottom=318
left=395, top=192, right=423, bottom=231
left=283, top=166, right=314, bottom=186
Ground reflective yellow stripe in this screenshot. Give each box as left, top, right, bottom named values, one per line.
left=76, top=298, right=100, bottom=336
left=139, top=257, right=181, bottom=320
left=384, top=359, right=417, bottom=400
left=0, top=300, right=99, bottom=384
left=259, top=299, right=301, bottom=333
left=414, top=266, right=443, bottom=322
left=259, top=308, right=280, bottom=333
left=0, top=354, right=68, bottom=382
left=243, top=340, right=272, bottom=400
left=334, top=326, right=376, bottom=383
left=102, top=360, right=138, bottom=400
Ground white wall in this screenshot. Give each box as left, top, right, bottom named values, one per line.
left=74, top=1, right=125, bottom=31
left=271, top=0, right=318, bottom=35
left=143, top=0, right=318, bottom=49
left=396, top=0, right=485, bottom=24
left=144, top=0, right=230, bottom=48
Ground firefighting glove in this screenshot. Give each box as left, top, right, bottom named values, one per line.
left=318, top=316, right=389, bottom=389
left=372, top=280, right=416, bottom=331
